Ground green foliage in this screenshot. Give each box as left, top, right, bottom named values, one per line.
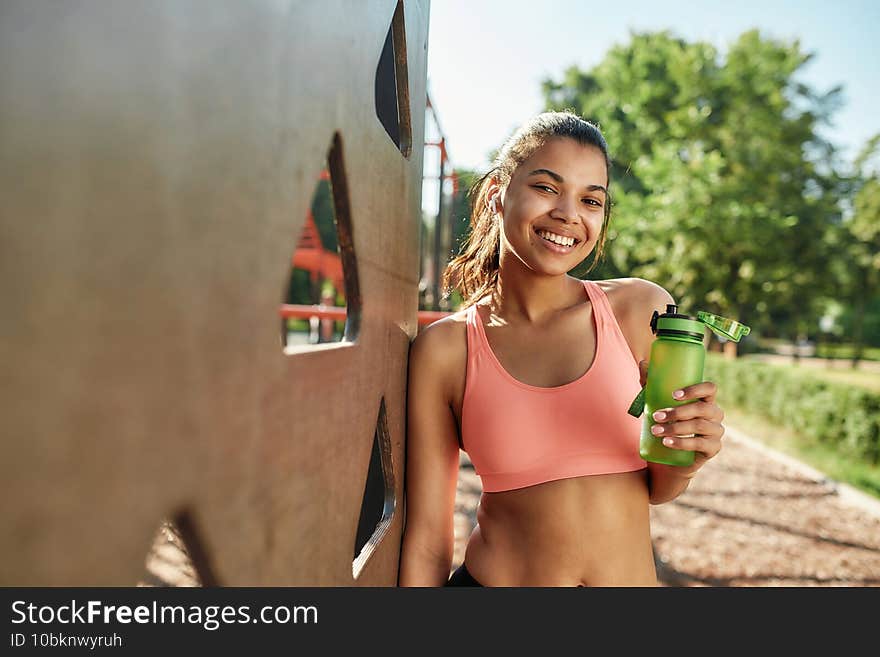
left=542, top=29, right=846, bottom=334
left=705, top=354, right=880, bottom=464
left=835, top=135, right=880, bottom=361
left=444, top=29, right=879, bottom=351
left=283, top=177, right=341, bottom=308
left=286, top=318, right=310, bottom=332
left=451, top=168, right=481, bottom=255
left=285, top=268, right=314, bottom=305
left=816, top=343, right=880, bottom=363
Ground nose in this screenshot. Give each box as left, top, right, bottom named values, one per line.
left=549, top=193, right=580, bottom=223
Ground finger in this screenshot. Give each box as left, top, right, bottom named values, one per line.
left=638, top=359, right=648, bottom=388
left=661, top=434, right=722, bottom=457
left=652, top=402, right=723, bottom=424
left=651, top=418, right=722, bottom=440
left=672, top=380, right=718, bottom=404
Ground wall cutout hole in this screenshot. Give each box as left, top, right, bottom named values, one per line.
left=352, top=397, right=396, bottom=579
left=374, top=0, right=411, bottom=157
left=282, top=133, right=361, bottom=352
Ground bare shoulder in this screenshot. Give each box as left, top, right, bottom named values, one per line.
left=408, top=308, right=469, bottom=400
left=595, top=277, right=674, bottom=311
left=593, top=277, right=676, bottom=362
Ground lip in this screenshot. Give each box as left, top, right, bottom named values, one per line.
left=534, top=227, right=579, bottom=254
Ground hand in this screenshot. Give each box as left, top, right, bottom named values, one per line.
left=638, top=359, right=725, bottom=478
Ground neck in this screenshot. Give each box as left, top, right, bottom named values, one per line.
left=489, top=257, right=586, bottom=325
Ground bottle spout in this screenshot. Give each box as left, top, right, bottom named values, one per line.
left=651, top=304, right=684, bottom=334
left=696, top=311, right=751, bottom=342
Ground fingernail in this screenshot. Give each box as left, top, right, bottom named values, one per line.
left=652, top=411, right=666, bottom=421
left=673, top=390, right=684, bottom=399
left=663, top=438, right=674, bottom=446
left=651, top=424, right=664, bottom=435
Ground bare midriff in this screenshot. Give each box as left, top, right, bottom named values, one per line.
left=462, top=468, right=658, bottom=587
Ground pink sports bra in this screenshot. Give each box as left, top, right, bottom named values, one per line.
left=461, top=279, right=646, bottom=492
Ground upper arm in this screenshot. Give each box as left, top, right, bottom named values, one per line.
left=402, top=321, right=463, bottom=562
left=616, top=278, right=676, bottom=364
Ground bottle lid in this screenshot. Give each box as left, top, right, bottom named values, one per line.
left=651, top=304, right=706, bottom=340
left=696, top=311, right=751, bottom=342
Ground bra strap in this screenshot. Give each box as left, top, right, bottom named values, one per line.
left=465, top=304, right=485, bottom=357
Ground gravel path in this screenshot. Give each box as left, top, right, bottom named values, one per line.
left=452, top=426, right=880, bottom=587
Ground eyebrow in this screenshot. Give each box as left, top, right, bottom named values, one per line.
left=527, top=168, right=607, bottom=195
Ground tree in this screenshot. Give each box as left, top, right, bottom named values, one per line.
left=840, top=135, right=880, bottom=366
left=542, top=30, right=844, bottom=354
left=450, top=168, right=481, bottom=258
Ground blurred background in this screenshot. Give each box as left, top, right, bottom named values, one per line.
left=409, top=0, right=880, bottom=506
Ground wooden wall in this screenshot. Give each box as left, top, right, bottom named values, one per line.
left=0, top=0, right=429, bottom=585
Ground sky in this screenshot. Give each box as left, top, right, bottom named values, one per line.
left=424, top=0, right=880, bottom=178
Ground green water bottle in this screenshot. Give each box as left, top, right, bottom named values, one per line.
left=628, top=305, right=751, bottom=466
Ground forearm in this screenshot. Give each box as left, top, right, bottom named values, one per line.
left=647, top=461, right=693, bottom=505
left=397, top=531, right=452, bottom=587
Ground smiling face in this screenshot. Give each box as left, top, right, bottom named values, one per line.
left=491, top=137, right=609, bottom=277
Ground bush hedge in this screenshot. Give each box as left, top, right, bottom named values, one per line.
left=704, top=353, right=880, bottom=464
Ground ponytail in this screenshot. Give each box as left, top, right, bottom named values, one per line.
left=441, top=170, right=501, bottom=309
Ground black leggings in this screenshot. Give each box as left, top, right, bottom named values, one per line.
left=445, top=561, right=484, bottom=586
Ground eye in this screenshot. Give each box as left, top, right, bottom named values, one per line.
left=582, top=198, right=603, bottom=207
left=532, top=184, right=555, bottom=194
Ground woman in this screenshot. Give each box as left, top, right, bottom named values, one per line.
left=398, top=112, right=725, bottom=587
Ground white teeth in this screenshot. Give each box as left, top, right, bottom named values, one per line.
left=537, top=229, right=575, bottom=247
